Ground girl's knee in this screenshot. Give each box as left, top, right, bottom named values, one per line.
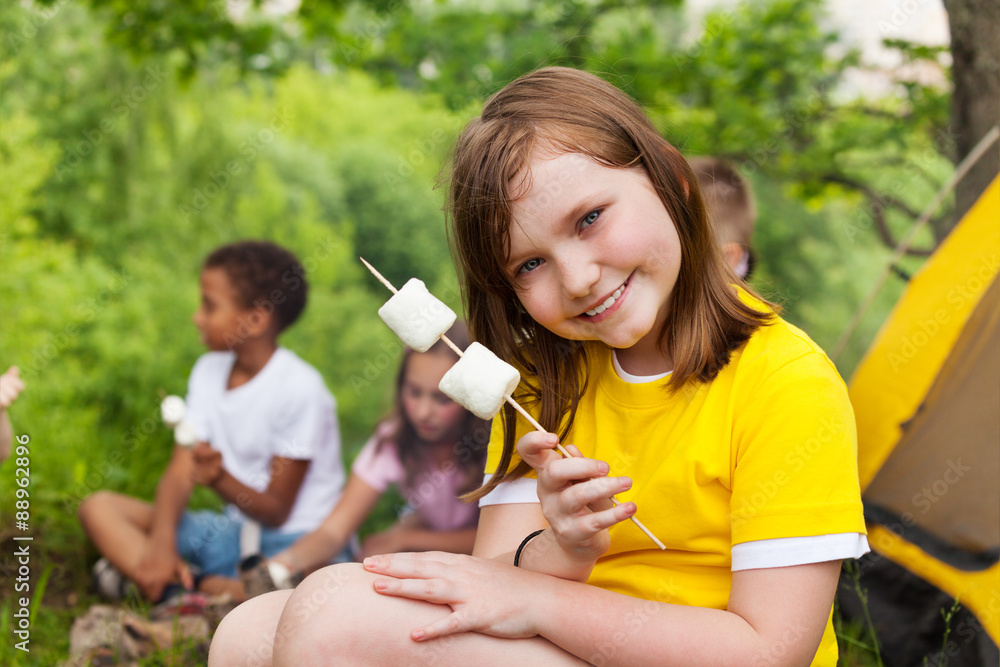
left=273, top=563, right=384, bottom=661
left=209, top=589, right=292, bottom=667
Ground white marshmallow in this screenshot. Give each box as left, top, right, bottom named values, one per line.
left=161, top=395, right=186, bottom=428
left=439, top=342, right=520, bottom=420
left=174, top=421, right=198, bottom=448
left=378, top=278, right=457, bottom=352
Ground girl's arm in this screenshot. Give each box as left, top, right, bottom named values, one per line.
left=271, top=473, right=382, bottom=573
left=361, top=513, right=478, bottom=557
left=365, top=551, right=841, bottom=666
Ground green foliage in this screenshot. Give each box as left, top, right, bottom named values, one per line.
left=0, top=1, right=961, bottom=664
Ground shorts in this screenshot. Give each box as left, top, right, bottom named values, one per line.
left=176, top=510, right=305, bottom=578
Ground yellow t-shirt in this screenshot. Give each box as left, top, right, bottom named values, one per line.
left=486, top=313, right=865, bottom=665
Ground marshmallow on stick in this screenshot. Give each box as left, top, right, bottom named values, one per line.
left=360, top=258, right=665, bottom=550
left=161, top=395, right=198, bottom=448
left=378, top=278, right=457, bottom=352
left=439, top=342, right=521, bottom=420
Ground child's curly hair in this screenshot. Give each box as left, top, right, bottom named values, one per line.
left=204, top=240, right=308, bottom=333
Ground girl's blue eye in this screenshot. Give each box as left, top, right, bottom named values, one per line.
left=581, top=209, right=600, bottom=229
left=519, top=258, right=543, bottom=274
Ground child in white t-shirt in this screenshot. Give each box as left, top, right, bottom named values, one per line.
left=252, top=322, right=487, bottom=589
left=79, top=240, right=344, bottom=603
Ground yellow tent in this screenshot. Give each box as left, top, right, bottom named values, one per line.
left=843, top=175, right=999, bottom=663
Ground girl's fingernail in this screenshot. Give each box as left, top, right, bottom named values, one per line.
left=364, top=556, right=381, bottom=568
left=621, top=477, right=632, bottom=489
left=413, top=629, right=425, bottom=641
left=598, top=462, right=610, bottom=475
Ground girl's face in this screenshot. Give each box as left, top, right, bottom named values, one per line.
left=400, top=351, right=467, bottom=445
left=506, top=151, right=682, bottom=373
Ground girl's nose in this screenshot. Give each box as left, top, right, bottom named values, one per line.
left=559, top=254, right=600, bottom=299
left=412, top=397, right=433, bottom=421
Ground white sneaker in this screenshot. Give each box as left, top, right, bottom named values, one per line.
left=91, top=558, right=138, bottom=600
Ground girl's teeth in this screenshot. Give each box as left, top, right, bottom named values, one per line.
left=586, top=282, right=627, bottom=316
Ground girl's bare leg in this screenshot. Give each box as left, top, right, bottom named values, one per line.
left=272, top=563, right=589, bottom=666
left=209, top=590, right=292, bottom=667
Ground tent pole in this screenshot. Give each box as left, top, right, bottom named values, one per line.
left=831, top=124, right=1000, bottom=364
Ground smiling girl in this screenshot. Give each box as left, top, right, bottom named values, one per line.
left=210, top=67, right=867, bottom=667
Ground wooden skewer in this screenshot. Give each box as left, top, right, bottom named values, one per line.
left=361, top=257, right=666, bottom=550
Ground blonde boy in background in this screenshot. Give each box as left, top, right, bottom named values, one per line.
left=688, top=156, right=757, bottom=280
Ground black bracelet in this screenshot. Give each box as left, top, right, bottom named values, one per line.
left=513, top=529, right=546, bottom=567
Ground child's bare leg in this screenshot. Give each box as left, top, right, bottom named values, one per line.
left=272, top=563, right=588, bottom=666
left=78, top=491, right=155, bottom=579
left=209, top=590, right=292, bottom=667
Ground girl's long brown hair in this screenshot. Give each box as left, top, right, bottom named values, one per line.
left=375, top=321, right=490, bottom=497
left=446, top=67, right=776, bottom=500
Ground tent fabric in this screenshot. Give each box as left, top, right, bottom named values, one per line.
left=865, top=274, right=999, bottom=555
left=851, top=176, right=999, bottom=491
left=846, top=175, right=1000, bottom=650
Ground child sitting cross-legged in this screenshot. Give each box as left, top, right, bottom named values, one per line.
left=79, top=240, right=346, bottom=604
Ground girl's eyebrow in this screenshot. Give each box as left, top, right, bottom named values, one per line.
left=506, top=192, right=608, bottom=272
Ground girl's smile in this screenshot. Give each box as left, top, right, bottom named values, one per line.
left=580, top=274, right=630, bottom=322
left=508, top=151, right=682, bottom=375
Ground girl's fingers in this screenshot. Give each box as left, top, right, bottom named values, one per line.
left=539, top=455, right=611, bottom=489
left=559, top=475, right=631, bottom=512
left=561, top=501, right=637, bottom=538
left=515, top=431, right=562, bottom=470
left=372, top=575, right=454, bottom=605
left=411, top=613, right=469, bottom=642
left=363, top=552, right=454, bottom=580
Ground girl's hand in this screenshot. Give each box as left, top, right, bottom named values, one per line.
left=0, top=366, right=25, bottom=410
left=517, top=432, right=636, bottom=564
left=191, top=442, right=223, bottom=487
left=364, top=551, right=545, bottom=642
